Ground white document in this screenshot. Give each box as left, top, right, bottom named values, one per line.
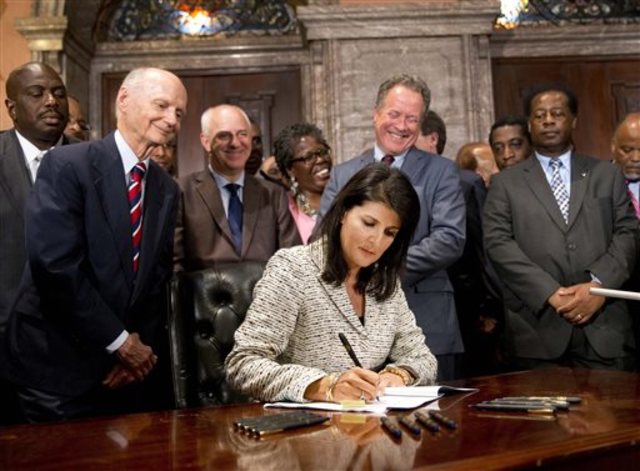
left=264, top=386, right=460, bottom=414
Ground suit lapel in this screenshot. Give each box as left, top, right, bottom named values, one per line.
left=195, top=171, right=235, bottom=248
left=567, top=153, right=591, bottom=229
left=522, top=157, right=568, bottom=230
left=309, top=242, right=367, bottom=335
left=241, top=175, right=260, bottom=257
left=0, top=130, right=32, bottom=212
left=92, top=133, right=134, bottom=285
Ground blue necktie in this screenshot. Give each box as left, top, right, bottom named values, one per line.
left=225, top=183, right=243, bottom=254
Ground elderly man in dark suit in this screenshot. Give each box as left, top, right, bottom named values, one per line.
left=0, top=62, right=73, bottom=424
left=319, top=75, right=466, bottom=380
left=4, top=67, right=187, bottom=421
left=174, top=104, right=300, bottom=272
left=484, top=84, right=637, bottom=370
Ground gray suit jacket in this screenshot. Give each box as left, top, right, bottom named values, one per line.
left=319, top=148, right=466, bottom=355
left=484, top=154, right=638, bottom=359
left=174, top=169, right=301, bottom=272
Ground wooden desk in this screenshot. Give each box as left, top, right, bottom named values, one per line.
left=2, top=368, right=640, bottom=470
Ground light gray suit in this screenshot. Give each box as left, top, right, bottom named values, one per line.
left=483, top=154, right=637, bottom=361
left=319, top=148, right=466, bottom=360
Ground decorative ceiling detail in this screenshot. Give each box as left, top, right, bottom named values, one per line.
left=108, top=0, right=299, bottom=41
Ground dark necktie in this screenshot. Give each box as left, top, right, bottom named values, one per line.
left=626, top=181, right=640, bottom=219
left=382, top=154, right=395, bottom=167
left=128, top=162, right=146, bottom=273
left=226, top=183, right=243, bottom=254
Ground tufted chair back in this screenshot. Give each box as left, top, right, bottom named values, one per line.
left=169, top=262, right=266, bottom=408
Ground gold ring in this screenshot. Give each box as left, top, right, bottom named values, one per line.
left=359, top=391, right=365, bottom=400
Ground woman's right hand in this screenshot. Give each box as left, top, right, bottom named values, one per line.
left=331, top=368, right=379, bottom=402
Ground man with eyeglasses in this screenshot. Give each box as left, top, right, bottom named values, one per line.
left=484, top=83, right=637, bottom=371
left=174, top=104, right=300, bottom=271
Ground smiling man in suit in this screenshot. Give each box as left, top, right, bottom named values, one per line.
left=484, top=84, right=637, bottom=370
left=319, top=75, right=466, bottom=380
left=0, top=62, right=73, bottom=424
left=4, top=67, right=187, bottom=421
left=174, top=104, right=300, bottom=272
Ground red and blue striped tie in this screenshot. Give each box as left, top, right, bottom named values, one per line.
left=128, top=162, right=146, bottom=273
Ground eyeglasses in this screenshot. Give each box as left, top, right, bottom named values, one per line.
left=290, top=147, right=331, bottom=165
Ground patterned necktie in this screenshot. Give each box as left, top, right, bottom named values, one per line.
left=549, top=159, right=569, bottom=224
left=627, top=182, right=640, bottom=219
left=382, top=154, right=395, bottom=167
left=128, top=162, right=146, bottom=273
left=226, top=183, right=243, bottom=254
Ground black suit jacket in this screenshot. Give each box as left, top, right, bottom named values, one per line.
left=4, top=132, right=179, bottom=395
left=484, top=154, right=637, bottom=360
left=0, top=130, right=75, bottom=334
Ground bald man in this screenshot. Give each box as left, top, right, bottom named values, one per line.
left=612, top=112, right=640, bottom=218
left=612, top=112, right=640, bottom=368
left=456, top=142, right=499, bottom=188
left=5, top=67, right=187, bottom=421
left=174, top=104, right=300, bottom=271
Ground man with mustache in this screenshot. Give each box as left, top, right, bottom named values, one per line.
left=484, top=84, right=637, bottom=371
left=0, top=62, right=71, bottom=424
left=611, top=112, right=640, bottom=367
left=319, top=75, right=466, bottom=380
left=4, top=67, right=187, bottom=421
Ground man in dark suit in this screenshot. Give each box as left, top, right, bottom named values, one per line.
left=611, top=112, right=640, bottom=368
left=4, top=67, right=187, bottom=421
left=319, top=75, right=466, bottom=380
left=174, top=104, right=300, bottom=272
left=484, top=84, right=637, bottom=370
left=0, top=62, right=72, bottom=424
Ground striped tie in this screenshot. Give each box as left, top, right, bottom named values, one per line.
left=549, top=159, right=569, bottom=224
left=128, top=162, right=146, bottom=273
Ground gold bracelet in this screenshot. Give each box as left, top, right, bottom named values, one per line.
left=325, top=373, right=339, bottom=402
left=382, top=366, right=413, bottom=386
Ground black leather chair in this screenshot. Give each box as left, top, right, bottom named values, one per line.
left=169, top=262, right=266, bottom=408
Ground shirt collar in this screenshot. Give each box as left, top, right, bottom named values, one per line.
left=534, top=148, right=572, bottom=168
left=373, top=144, right=410, bottom=163
left=115, top=130, right=150, bottom=175
left=15, top=129, right=62, bottom=163
left=208, top=164, right=245, bottom=189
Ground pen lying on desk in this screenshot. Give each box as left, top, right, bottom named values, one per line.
left=398, top=416, right=421, bottom=436
left=499, top=396, right=581, bottom=404
left=428, top=411, right=458, bottom=430
left=488, top=399, right=570, bottom=410
left=472, top=402, right=556, bottom=414
left=414, top=411, right=440, bottom=432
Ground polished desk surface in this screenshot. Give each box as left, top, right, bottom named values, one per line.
left=2, top=368, right=640, bottom=470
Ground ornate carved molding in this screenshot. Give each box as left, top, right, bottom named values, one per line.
left=297, top=1, right=500, bottom=39
left=14, top=15, right=68, bottom=73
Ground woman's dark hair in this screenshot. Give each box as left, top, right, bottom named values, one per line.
left=273, top=122, right=329, bottom=178
left=319, top=163, right=420, bottom=302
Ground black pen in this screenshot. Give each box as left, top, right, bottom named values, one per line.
left=414, top=411, right=441, bottom=432
left=399, top=416, right=421, bottom=436
left=488, top=399, right=570, bottom=411
left=380, top=417, right=402, bottom=439
left=500, top=395, right=582, bottom=404
left=428, top=411, right=458, bottom=430
left=338, top=333, right=363, bottom=368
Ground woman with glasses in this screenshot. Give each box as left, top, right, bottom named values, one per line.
left=273, top=123, right=333, bottom=243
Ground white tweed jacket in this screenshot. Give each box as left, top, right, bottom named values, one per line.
left=225, top=240, right=438, bottom=402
